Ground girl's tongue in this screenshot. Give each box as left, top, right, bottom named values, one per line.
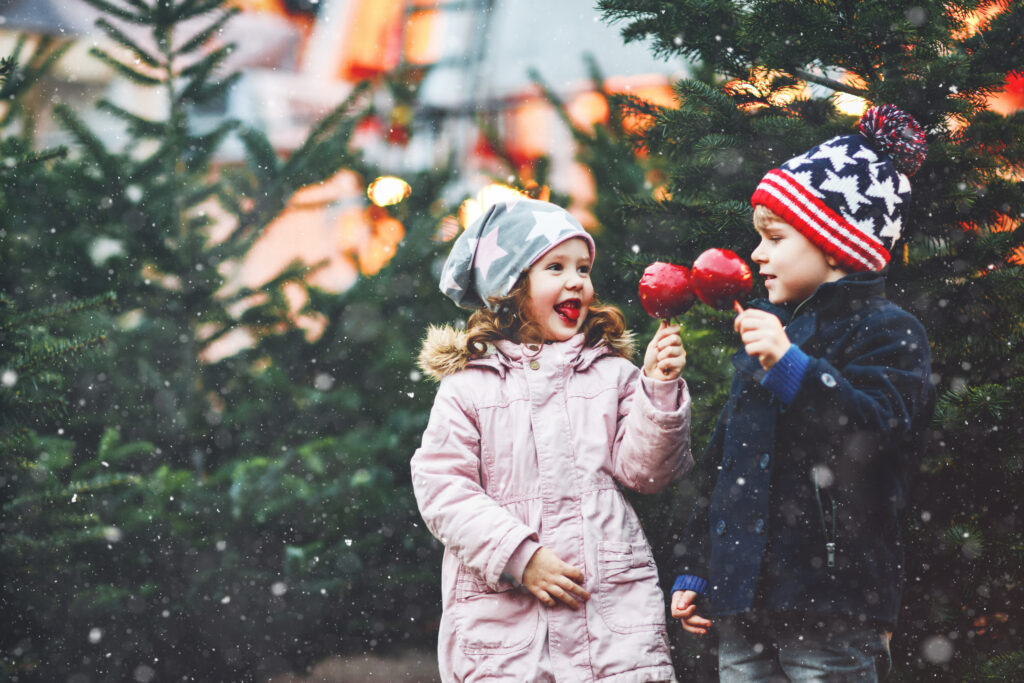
left=554, top=300, right=580, bottom=323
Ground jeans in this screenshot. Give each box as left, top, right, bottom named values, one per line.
left=717, top=611, right=892, bottom=682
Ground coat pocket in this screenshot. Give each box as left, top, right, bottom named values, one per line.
left=453, top=565, right=539, bottom=655
left=595, top=541, right=665, bottom=634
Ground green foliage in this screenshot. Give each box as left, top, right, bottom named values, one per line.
left=592, top=0, right=1024, bottom=679
left=2, top=0, right=452, bottom=680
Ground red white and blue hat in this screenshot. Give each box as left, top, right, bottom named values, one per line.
left=751, top=105, right=927, bottom=272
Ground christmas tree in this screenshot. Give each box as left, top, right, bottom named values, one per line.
left=592, top=0, right=1024, bottom=678
left=2, top=0, right=453, bottom=679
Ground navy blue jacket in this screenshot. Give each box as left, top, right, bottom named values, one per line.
left=673, top=272, right=934, bottom=627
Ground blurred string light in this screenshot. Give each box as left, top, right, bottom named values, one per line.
left=832, top=72, right=868, bottom=117
left=457, top=183, right=528, bottom=230
left=367, top=176, right=411, bottom=206
left=433, top=183, right=534, bottom=242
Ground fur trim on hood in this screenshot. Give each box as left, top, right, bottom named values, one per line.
left=418, top=324, right=635, bottom=381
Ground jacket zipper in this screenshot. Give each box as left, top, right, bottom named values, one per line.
left=813, top=477, right=837, bottom=569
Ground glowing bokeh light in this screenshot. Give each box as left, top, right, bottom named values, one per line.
left=833, top=72, right=869, bottom=117
left=458, top=183, right=528, bottom=229
left=367, top=176, right=411, bottom=207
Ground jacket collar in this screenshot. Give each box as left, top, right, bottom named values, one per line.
left=419, top=324, right=628, bottom=381
left=731, top=272, right=886, bottom=379
left=486, top=334, right=613, bottom=375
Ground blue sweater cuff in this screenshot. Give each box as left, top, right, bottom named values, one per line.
left=672, top=575, right=708, bottom=595
left=761, top=344, right=809, bottom=404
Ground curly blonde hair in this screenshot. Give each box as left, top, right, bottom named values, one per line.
left=464, top=275, right=631, bottom=358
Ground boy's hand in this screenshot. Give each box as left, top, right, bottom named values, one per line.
left=734, top=308, right=790, bottom=370
left=643, top=321, right=686, bottom=381
left=671, top=590, right=712, bottom=636
left=522, top=547, right=591, bottom=609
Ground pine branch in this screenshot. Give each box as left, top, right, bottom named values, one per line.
left=13, top=335, right=108, bottom=376
left=95, top=18, right=163, bottom=69
left=236, top=126, right=281, bottom=182
left=792, top=68, right=869, bottom=97
left=185, top=119, right=238, bottom=171
left=3, top=292, right=115, bottom=331
left=87, top=46, right=164, bottom=86
left=178, top=0, right=231, bottom=21
left=52, top=104, right=124, bottom=181
left=78, top=0, right=150, bottom=25
left=175, top=7, right=239, bottom=56
left=96, top=99, right=168, bottom=138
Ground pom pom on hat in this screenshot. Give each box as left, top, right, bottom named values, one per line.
left=859, top=104, right=927, bottom=176
left=750, top=104, right=927, bottom=272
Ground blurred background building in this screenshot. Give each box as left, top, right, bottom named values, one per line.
left=0, top=0, right=686, bottom=294
left=3, top=0, right=1019, bottom=295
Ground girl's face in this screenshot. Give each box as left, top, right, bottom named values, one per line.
left=525, top=238, right=595, bottom=342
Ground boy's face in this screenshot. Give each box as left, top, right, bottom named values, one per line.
left=750, top=207, right=845, bottom=305
left=525, top=237, right=594, bottom=342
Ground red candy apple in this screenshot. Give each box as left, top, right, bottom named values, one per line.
left=691, top=248, right=753, bottom=311
left=638, top=262, right=696, bottom=320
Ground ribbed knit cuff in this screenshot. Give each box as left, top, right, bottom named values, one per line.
left=672, top=575, right=708, bottom=595
left=761, top=344, right=809, bottom=405
left=501, top=538, right=542, bottom=585
left=640, top=373, right=682, bottom=411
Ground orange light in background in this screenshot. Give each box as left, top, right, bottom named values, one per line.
left=367, top=176, right=412, bottom=206
left=951, top=0, right=1008, bottom=40
left=991, top=71, right=1024, bottom=115
left=404, top=8, right=439, bottom=65
left=340, top=0, right=404, bottom=81
left=435, top=215, right=461, bottom=242
left=507, top=99, right=550, bottom=166
left=336, top=205, right=407, bottom=276
left=615, top=83, right=675, bottom=136
left=725, top=67, right=811, bottom=111
left=458, top=183, right=528, bottom=229
left=568, top=91, right=610, bottom=129
left=229, top=0, right=288, bottom=13
left=833, top=72, right=869, bottom=117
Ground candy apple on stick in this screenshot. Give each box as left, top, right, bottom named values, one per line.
left=691, top=248, right=753, bottom=314
left=638, top=262, right=696, bottom=322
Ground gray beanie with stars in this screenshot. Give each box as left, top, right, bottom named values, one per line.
left=439, top=197, right=595, bottom=310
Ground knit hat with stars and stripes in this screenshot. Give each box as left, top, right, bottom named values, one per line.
left=751, top=105, right=927, bottom=272
left=439, top=197, right=596, bottom=310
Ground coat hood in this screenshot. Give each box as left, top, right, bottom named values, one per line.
left=418, top=325, right=635, bottom=381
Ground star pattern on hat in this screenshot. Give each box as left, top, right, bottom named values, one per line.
left=810, top=140, right=858, bottom=173
left=820, top=168, right=871, bottom=214
left=473, top=227, right=508, bottom=281
left=865, top=173, right=901, bottom=217
left=527, top=209, right=578, bottom=244
left=879, top=214, right=903, bottom=241
left=440, top=265, right=462, bottom=293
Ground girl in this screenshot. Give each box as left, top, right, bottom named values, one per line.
left=412, top=198, right=691, bottom=682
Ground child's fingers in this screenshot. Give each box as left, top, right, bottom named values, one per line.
left=685, top=614, right=713, bottom=630
left=529, top=586, right=556, bottom=608
left=559, top=576, right=591, bottom=602
left=680, top=619, right=710, bottom=636
left=560, top=562, right=584, bottom=583
left=549, top=584, right=581, bottom=610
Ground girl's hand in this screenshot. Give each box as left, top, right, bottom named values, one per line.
left=734, top=308, right=790, bottom=370
left=643, top=321, right=686, bottom=381
left=671, top=590, right=712, bottom=636
left=522, top=547, right=591, bottom=609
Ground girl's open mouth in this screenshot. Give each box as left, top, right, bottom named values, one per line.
left=554, top=299, right=581, bottom=323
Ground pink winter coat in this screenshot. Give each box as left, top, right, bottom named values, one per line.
left=411, top=326, right=692, bottom=682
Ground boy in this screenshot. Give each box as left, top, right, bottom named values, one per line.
left=671, top=105, right=936, bottom=682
